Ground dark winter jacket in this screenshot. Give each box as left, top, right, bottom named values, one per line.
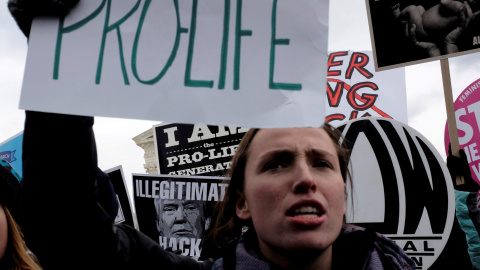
left=211, top=226, right=416, bottom=270
left=21, top=111, right=213, bottom=270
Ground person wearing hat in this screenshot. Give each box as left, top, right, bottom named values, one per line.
left=0, top=159, right=42, bottom=270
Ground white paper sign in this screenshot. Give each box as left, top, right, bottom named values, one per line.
left=325, top=51, right=407, bottom=127
left=20, top=0, right=329, bottom=128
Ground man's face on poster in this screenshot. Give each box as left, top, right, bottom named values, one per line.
left=156, top=198, right=206, bottom=239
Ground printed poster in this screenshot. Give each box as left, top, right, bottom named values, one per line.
left=325, top=51, right=407, bottom=127
left=366, top=0, right=480, bottom=71
left=20, top=0, right=329, bottom=128
left=105, top=166, right=136, bottom=227
left=133, top=174, right=228, bottom=260
left=444, top=78, right=480, bottom=185
left=0, top=131, right=23, bottom=177
left=340, top=118, right=455, bottom=269
left=154, top=123, right=248, bottom=176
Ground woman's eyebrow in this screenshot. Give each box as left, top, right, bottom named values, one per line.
left=260, top=148, right=336, bottom=160
left=254, top=150, right=295, bottom=171
left=309, top=149, right=336, bottom=160
left=259, top=149, right=295, bottom=160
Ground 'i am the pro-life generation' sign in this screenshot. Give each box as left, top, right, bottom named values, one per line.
left=20, top=0, right=329, bottom=128
left=154, top=122, right=248, bottom=176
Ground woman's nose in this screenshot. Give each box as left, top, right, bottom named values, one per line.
left=292, top=162, right=317, bottom=194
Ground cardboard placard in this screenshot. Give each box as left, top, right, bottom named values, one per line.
left=20, top=0, right=329, bottom=128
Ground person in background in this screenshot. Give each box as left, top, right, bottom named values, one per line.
left=19, top=110, right=214, bottom=270
left=0, top=159, right=42, bottom=270
left=441, top=145, right=480, bottom=270
left=209, top=126, right=416, bottom=270
left=447, top=145, right=480, bottom=192
left=8, top=1, right=212, bottom=268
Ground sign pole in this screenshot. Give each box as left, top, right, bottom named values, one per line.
left=441, top=58, right=465, bottom=185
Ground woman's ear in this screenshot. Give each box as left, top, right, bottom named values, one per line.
left=236, top=195, right=251, bottom=220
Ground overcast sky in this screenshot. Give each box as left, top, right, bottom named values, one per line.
left=2, top=0, right=480, bottom=199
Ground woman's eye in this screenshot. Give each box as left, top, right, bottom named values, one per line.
left=263, top=161, right=286, bottom=171
left=313, top=161, right=331, bottom=168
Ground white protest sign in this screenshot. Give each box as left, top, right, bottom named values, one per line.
left=20, top=0, right=329, bottom=128
left=325, top=51, right=407, bottom=127
left=340, top=118, right=455, bottom=269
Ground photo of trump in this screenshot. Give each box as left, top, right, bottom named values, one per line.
left=154, top=194, right=210, bottom=240
left=152, top=179, right=214, bottom=260
left=133, top=174, right=227, bottom=260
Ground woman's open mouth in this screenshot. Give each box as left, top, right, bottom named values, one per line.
left=292, top=205, right=324, bottom=219
left=286, top=201, right=326, bottom=220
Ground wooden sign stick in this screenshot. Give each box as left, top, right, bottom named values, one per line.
left=441, top=58, right=465, bottom=185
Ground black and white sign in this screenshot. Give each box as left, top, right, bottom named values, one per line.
left=154, top=123, right=248, bottom=176
left=339, top=118, right=455, bottom=269
left=366, top=0, right=480, bottom=70
left=105, top=166, right=136, bottom=228
left=132, top=174, right=229, bottom=260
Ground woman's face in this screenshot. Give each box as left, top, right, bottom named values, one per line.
left=236, top=127, right=346, bottom=258
left=0, top=204, right=8, bottom=261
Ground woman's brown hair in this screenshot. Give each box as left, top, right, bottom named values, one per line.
left=210, top=123, right=351, bottom=247
left=1, top=206, right=42, bottom=270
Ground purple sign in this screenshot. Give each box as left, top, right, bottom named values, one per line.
left=0, top=150, right=16, bottom=163
left=444, top=78, right=480, bottom=185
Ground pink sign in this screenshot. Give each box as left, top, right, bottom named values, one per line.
left=444, top=78, right=480, bottom=185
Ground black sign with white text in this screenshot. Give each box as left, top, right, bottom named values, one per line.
left=154, top=123, right=248, bottom=176
left=133, top=174, right=229, bottom=260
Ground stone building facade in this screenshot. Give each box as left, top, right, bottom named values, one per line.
left=132, top=128, right=158, bottom=174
